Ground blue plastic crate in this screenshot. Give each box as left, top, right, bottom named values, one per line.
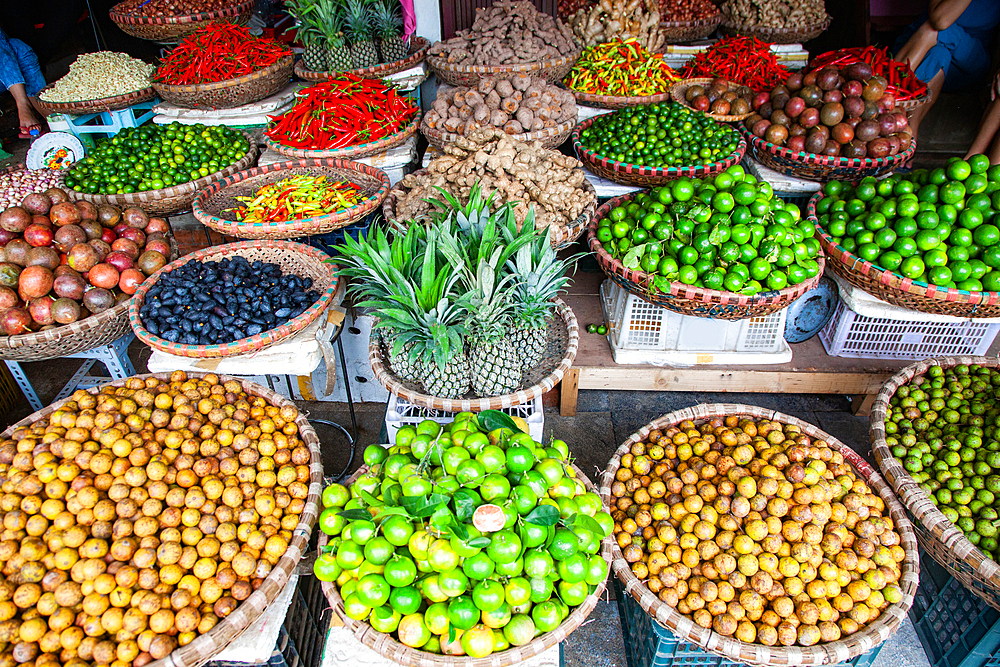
left=909, top=551, right=1000, bottom=667
left=614, top=578, right=883, bottom=667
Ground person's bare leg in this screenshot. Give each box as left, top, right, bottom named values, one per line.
left=896, top=21, right=939, bottom=71
left=966, top=98, right=1000, bottom=158
left=9, top=83, right=40, bottom=131
left=908, top=69, right=946, bottom=141
left=989, top=130, right=1000, bottom=165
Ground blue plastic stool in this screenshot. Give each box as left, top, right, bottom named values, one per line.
left=49, top=99, right=159, bottom=144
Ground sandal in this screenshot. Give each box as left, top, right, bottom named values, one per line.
left=18, top=124, right=43, bottom=139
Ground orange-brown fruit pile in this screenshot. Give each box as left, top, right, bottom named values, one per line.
left=0, top=371, right=312, bottom=667
left=609, top=416, right=905, bottom=648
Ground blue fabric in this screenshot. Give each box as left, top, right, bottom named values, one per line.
left=0, top=29, right=44, bottom=97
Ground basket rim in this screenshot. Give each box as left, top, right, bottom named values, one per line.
left=870, top=357, right=1000, bottom=592
left=264, top=110, right=420, bottom=160
left=36, top=84, right=156, bottom=114
left=152, top=52, right=293, bottom=91
left=128, top=240, right=338, bottom=358
left=320, top=459, right=608, bottom=667
left=670, top=77, right=753, bottom=122
left=600, top=403, right=920, bottom=667
left=426, top=47, right=582, bottom=76
left=566, top=86, right=674, bottom=109
left=720, top=13, right=831, bottom=37
left=420, top=116, right=576, bottom=149
left=368, top=298, right=579, bottom=412
left=191, top=158, right=391, bottom=238
left=807, top=190, right=1000, bottom=308
left=742, top=126, right=916, bottom=171
left=294, top=36, right=430, bottom=80
left=0, top=369, right=322, bottom=667
left=109, top=0, right=254, bottom=25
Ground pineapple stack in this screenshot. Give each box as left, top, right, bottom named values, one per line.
left=289, top=0, right=410, bottom=72
left=336, top=183, right=574, bottom=400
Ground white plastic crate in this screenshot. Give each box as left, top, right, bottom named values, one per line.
left=819, top=299, right=1000, bottom=360
left=385, top=394, right=544, bottom=444
left=600, top=280, right=792, bottom=365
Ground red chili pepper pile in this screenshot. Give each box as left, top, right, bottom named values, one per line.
left=154, top=23, right=290, bottom=85
left=809, top=47, right=928, bottom=100
left=680, top=36, right=788, bottom=90
left=265, top=75, right=418, bottom=150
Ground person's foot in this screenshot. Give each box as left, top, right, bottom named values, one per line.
left=16, top=103, right=43, bottom=139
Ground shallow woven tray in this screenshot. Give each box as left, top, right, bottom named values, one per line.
left=426, top=48, right=582, bottom=87
left=192, top=159, right=390, bottom=240
left=871, top=357, right=1000, bottom=611
left=2, top=369, right=322, bottom=667
left=109, top=0, right=254, bottom=42
left=659, top=12, right=722, bottom=41
left=588, top=191, right=824, bottom=319
left=369, top=298, right=578, bottom=412
left=573, top=115, right=746, bottom=187
left=73, top=131, right=258, bottom=216
left=808, top=191, right=1000, bottom=318
left=36, top=85, right=156, bottom=116
left=129, top=240, right=338, bottom=358
left=264, top=111, right=420, bottom=160
left=742, top=128, right=915, bottom=183
left=895, top=89, right=932, bottom=112
left=422, top=117, right=575, bottom=150
left=568, top=86, right=674, bottom=110
left=0, top=231, right=178, bottom=362
left=721, top=14, right=831, bottom=43
left=295, top=36, right=430, bottom=80
left=671, top=77, right=753, bottom=122
left=153, top=54, right=294, bottom=109
left=320, top=459, right=607, bottom=667
left=382, top=170, right=596, bottom=251
left=601, top=403, right=919, bottom=667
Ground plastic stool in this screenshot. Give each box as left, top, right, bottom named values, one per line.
left=5, top=332, right=136, bottom=411
left=47, top=100, right=159, bottom=144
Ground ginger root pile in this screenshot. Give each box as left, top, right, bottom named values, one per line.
left=424, top=74, right=577, bottom=136
left=397, top=128, right=593, bottom=234
left=428, top=0, right=578, bottom=66
left=571, top=0, right=664, bottom=51
left=721, top=0, right=827, bottom=29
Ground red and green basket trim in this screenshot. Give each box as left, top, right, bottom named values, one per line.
left=742, top=126, right=916, bottom=170
left=265, top=112, right=420, bottom=159
left=295, top=37, right=430, bottom=81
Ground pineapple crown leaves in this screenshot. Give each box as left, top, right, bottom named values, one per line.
left=466, top=250, right=518, bottom=343
left=344, top=0, right=374, bottom=40
left=372, top=0, right=403, bottom=38
left=313, top=0, right=347, bottom=45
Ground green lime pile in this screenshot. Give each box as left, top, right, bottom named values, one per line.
left=596, top=165, right=822, bottom=294
left=885, top=363, right=1000, bottom=562
left=577, top=102, right=740, bottom=168
left=64, top=122, right=248, bottom=195
left=814, top=154, right=1000, bottom=290
left=313, top=411, right=613, bottom=658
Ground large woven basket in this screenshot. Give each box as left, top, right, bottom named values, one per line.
left=588, top=191, right=824, bottom=319
left=109, top=0, right=254, bottom=41
left=602, top=403, right=920, bottom=667
left=895, top=89, right=932, bottom=112
left=36, top=85, right=156, bottom=116
left=73, top=131, right=258, bottom=216
left=369, top=298, right=579, bottom=413
left=295, top=36, right=430, bottom=81
left=152, top=54, right=294, bottom=109
left=807, top=191, right=1000, bottom=318
left=129, top=240, right=338, bottom=358
left=573, top=115, right=746, bottom=187
left=319, top=459, right=608, bottom=667
left=567, top=87, right=674, bottom=110
left=426, top=48, right=582, bottom=87
left=871, top=356, right=1000, bottom=611
left=192, top=159, right=390, bottom=240
left=671, top=78, right=753, bottom=122
left=1, top=370, right=322, bottom=667
left=264, top=111, right=420, bottom=161
left=382, top=171, right=596, bottom=250
left=742, top=129, right=915, bottom=183
left=422, top=117, right=575, bottom=151
left=720, top=14, right=831, bottom=43
left=659, top=12, right=722, bottom=41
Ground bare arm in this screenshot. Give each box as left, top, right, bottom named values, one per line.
left=927, top=0, right=974, bottom=31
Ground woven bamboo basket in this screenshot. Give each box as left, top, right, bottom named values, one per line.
left=671, top=78, right=754, bottom=122
left=1, top=369, right=322, bottom=667
left=426, top=48, right=582, bottom=87
left=573, top=116, right=746, bottom=187
left=152, top=54, right=294, bottom=109
left=807, top=191, right=1000, bottom=318
left=264, top=111, right=420, bottom=161
left=742, top=129, right=915, bottom=183
left=0, top=232, right=178, bottom=362
left=36, top=85, right=156, bottom=116
left=369, top=298, right=579, bottom=413
left=567, top=87, right=674, bottom=110
left=720, top=14, right=831, bottom=43
left=871, top=356, right=1000, bottom=611
left=588, top=192, right=824, bottom=319
left=421, top=117, right=575, bottom=151
left=192, top=159, right=390, bottom=240
left=382, top=172, right=596, bottom=251
left=659, top=12, right=723, bottom=41
left=129, top=240, right=338, bottom=358
left=319, top=459, right=608, bottom=667
left=895, top=89, right=932, bottom=112
left=109, top=0, right=254, bottom=41
left=73, top=131, right=257, bottom=216
left=295, top=36, right=431, bottom=81
left=602, top=403, right=920, bottom=667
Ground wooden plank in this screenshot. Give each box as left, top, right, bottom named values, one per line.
left=576, top=367, right=890, bottom=395
left=851, top=393, right=878, bottom=416
left=560, top=368, right=580, bottom=416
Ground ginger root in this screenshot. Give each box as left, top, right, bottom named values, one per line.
left=571, top=0, right=663, bottom=50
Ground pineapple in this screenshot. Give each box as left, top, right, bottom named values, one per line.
left=345, top=0, right=379, bottom=69
left=418, top=349, right=472, bottom=399
left=378, top=327, right=420, bottom=382
left=318, top=0, right=352, bottom=72
left=372, top=0, right=407, bottom=64
left=468, top=259, right=522, bottom=397
left=287, top=0, right=327, bottom=71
